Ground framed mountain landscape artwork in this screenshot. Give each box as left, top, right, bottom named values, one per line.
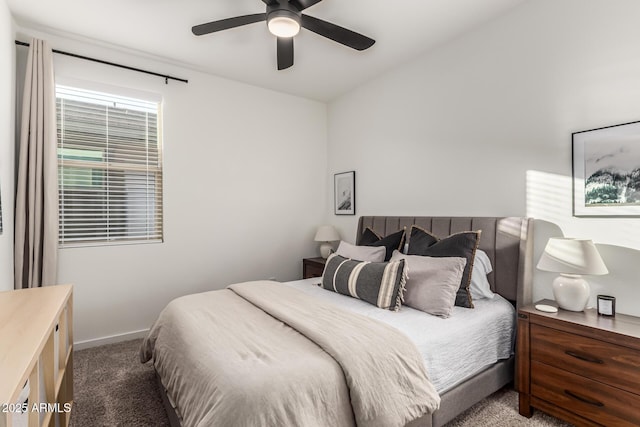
left=573, top=120, right=640, bottom=217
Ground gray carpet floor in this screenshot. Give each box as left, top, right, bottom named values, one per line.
left=70, top=339, right=572, bottom=426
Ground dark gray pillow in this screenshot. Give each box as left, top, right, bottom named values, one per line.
left=322, top=253, right=406, bottom=311
left=358, top=228, right=406, bottom=261
left=407, top=226, right=481, bottom=308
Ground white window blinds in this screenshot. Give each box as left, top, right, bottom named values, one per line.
left=56, top=85, right=163, bottom=246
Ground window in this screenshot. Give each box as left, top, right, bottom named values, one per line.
left=56, top=85, right=163, bottom=246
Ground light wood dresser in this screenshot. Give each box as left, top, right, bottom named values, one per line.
left=0, top=284, right=73, bottom=427
left=517, top=300, right=640, bottom=426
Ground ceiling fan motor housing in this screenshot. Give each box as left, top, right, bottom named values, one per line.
left=267, top=3, right=302, bottom=28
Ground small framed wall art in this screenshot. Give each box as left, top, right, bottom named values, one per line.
left=334, top=171, right=355, bottom=215
left=573, top=120, right=640, bottom=217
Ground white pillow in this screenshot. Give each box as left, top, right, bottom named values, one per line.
left=469, top=249, right=494, bottom=300
left=335, top=241, right=385, bottom=262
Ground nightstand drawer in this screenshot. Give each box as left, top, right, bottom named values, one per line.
left=531, top=324, right=640, bottom=395
left=532, top=361, right=640, bottom=426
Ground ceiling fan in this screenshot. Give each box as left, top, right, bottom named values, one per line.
left=192, top=0, right=375, bottom=70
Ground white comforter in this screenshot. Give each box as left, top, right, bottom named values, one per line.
left=286, top=278, right=516, bottom=393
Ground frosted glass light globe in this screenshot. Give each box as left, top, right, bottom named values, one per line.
left=268, top=16, right=300, bottom=38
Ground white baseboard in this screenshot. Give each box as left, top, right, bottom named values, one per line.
left=74, top=328, right=149, bottom=350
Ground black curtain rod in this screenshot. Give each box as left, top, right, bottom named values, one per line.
left=15, top=40, right=188, bottom=84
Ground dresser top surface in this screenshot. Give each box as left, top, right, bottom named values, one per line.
left=0, top=284, right=73, bottom=403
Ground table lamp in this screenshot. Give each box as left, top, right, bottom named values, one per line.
left=314, top=225, right=340, bottom=258
left=537, top=237, right=608, bottom=311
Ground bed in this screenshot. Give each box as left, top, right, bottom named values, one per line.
left=142, top=216, right=533, bottom=427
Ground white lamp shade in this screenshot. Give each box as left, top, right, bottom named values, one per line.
left=314, top=225, right=340, bottom=242
left=537, top=238, right=608, bottom=275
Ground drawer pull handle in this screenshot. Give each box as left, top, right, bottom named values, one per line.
left=564, top=390, right=604, bottom=407
left=565, top=350, right=604, bottom=364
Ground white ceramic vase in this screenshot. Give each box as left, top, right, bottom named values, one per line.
left=319, top=242, right=333, bottom=259
left=552, top=274, right=590, bottom=312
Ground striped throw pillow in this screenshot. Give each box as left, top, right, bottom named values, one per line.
left=322, top=253, right=407, bottom=311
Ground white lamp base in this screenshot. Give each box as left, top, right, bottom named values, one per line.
left=319, top=242, right=333, bottom=259
left=552, top=274, right=590, bottom=312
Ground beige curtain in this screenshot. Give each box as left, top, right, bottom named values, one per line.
left=14, top=39, right=59, bottom=289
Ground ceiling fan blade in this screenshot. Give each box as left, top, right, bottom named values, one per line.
left=277, top=37, right=294, bottom=70
left=192, top=13, right=266, bottom=36
left=261, top=0, right=279, bottom=5
left=289, top=0, right=323, bottom=11
left=301, top=15, right=375, bottom=51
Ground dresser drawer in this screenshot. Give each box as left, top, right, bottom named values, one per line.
left=531, top=324, right=640, bottom=395
left=532, top=361, right=640, bottom=426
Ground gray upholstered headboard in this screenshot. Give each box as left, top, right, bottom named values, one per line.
left=356, top=216, right=534, bottom=308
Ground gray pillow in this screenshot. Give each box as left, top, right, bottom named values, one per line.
left=406, top=226, right=480, bottom=308
left=335, top=240, right=386, bottom=262
left=390, top=250, right=466, bottom=318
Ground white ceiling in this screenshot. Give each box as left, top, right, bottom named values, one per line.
left=7, top=0, right=526, bottom=101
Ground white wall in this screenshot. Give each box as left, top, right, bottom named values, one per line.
left=14, top=28, right=327, bottom=344
left=327, top=0, right=640, bottom=316
left=0, top=0, right=15, bottom=292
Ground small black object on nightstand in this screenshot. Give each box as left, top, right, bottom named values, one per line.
left=597, top=294, right=616, bottom=316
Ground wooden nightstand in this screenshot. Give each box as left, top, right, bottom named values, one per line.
left=517, top=300, right=640, bottom=426
left=303, top=257, right=326, bottom=279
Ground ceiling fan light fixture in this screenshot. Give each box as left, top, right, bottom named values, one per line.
left=193, top=0, right=375, bottom=70
left=267, top=11, right=300, bottom=38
